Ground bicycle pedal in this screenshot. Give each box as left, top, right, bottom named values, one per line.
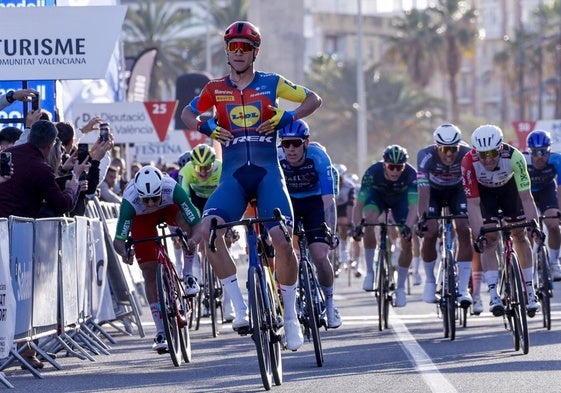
left=460, top=300, right=471, bottom=309
left=527, top=309, right=537, bottom=318
left=157, top=348, right=169, bottom=355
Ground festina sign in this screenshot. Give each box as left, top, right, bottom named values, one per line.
left=0, top=6, right=126, bottom=80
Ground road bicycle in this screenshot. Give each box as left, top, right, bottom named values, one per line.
left=356, top=210, right=403, bottom=331
left=534, top=213, right=559, bottom=330
left=209, top=209, right=287, bottom=391
left=191, top=253, right=223, bottom=337
left=125, top=224, right=192, bottom=367
left=476, top=216, right=539, bottom=354
left=293, top=220, right=332, bottom=367
left=418, top=210, right=468, bottom=341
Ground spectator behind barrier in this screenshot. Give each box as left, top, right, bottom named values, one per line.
left=0, top=120, right=80, bottom=218
left=99, top=165, right=122, bottom=203
left=0, top=127, right=23, bottom=151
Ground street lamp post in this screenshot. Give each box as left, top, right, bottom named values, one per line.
left=356, top=0, right=367, bottom=176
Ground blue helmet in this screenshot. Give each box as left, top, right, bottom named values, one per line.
left=278, top=119, right=310, bottom=139
left=526, top=130, right=552, bottom=149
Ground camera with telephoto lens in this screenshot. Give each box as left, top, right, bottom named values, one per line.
left=0, top=152, right=12, bottom=176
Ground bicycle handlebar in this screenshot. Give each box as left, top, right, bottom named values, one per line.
left=124, top=227, right=190, bottom=264
left=209, top=208, right=290, bottom=253
left=417, top=211, right=468, bottom=233
left=294, top=221, right=339, bottom=250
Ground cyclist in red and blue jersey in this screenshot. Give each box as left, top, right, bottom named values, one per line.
left=180, top=21, right=322, bottom=351
left=352, top=145, right=418, bottom=307
left=524, top=129, right=561, bottom=281
left=461, top=125, right=541, bottom=317
left=277, top=119, right=342, bottom=329
left=416, top=124, right=473, bottom=307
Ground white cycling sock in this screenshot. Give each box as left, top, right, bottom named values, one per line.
left=471, top=271, right=484, bottom=298
left=364, top=248, right=375, bottom=274
left=220, top=275, right=246, bottom=316
left=457, top=261, right=472, bottom=295
left=397, top=266, right=409, bottom=290
left=280, top=282, right=298, bottom=320
left=321, top=285, right=334, bottom=309
left=424, top=260, right=436, bottom=283
left=150, top=303, right=164, bottom=333
left=549, top=248, right=560, bottom=268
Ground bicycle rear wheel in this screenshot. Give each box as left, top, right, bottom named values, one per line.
left=508, top=254, right=529, bottom=354
left=536, top=246, right=552, bottom=330
left=302, top=259, right=323, bottom=367
left=376, top=251, right=387, bottom=331
left=157, top=264, right=182, bottom=367
left=249, top=267, right=273, bottom=390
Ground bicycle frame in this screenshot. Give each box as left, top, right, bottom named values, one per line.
left=209, top=208, right=289, bottom=390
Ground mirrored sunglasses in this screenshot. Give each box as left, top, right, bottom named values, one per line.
left=438, top=145, right=459, bottom=153
left=281, top=139, right=305, bottom=149
left=385, top=163, right=405, bottom=171
left=140, top=196, right=161, bottom=204
left=531, top=148, right=550, bottom=157
left=194, top=164, right=213, bottom=172
left=227, top=41, right=254, bottom=54
left=477, top=149, right=500, bottom=159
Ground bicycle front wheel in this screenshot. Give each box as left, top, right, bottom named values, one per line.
left=508, top=254, right=529, bottom=354
left=376, top=251, right=387, bottom=331
left=175, top=275, right=191, bottom=363
left=157, top=264, right=182, bottom=367
left=249, top=267, right=273, bottom=390
left=536, top=246, right=552, bottom=330
left=265, top=270, right=284, bottom=382
left=446, top=250, right=457, bottom=341
left=206, top=258, right=218, bottom=338
left=302, top=259, right=323, bottom=367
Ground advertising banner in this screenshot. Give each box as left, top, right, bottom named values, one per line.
left=0, top=219, right=15, bottom=358
left=0, top=6, right=126, bottom=80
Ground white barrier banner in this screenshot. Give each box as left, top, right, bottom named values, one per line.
left=9, top=217, right=34, bottom=339
left=0, top=6, right=127, bottom=80
left=0, top=219, right=15, bottom=358
left=60, top=219, right=78, bottom=328
left=32, top=219, right=59, bottom=330
left=91, top=219, right=115, bottom=323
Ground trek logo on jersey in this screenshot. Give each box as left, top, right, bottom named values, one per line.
left=224, top=134, right=274, bottom=147
left=229, top=104, right=261, bottom=128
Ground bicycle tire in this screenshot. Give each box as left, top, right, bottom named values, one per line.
left=446, top=250, right=456, bottom=341
left=174, top=274, right=191, bottom=363
left=249, top=267, right=273, bottom=390
left=439, top=257, right=449, bottom=339
left=265, top=271, right=284, bottom=382
left=206, top=259, right=218, bottom=338
left=302, top=258, right=323, bottom=367
left=508, top=254, right=529, bottom=354
left=157, top=264, right=182, bottom=367
left=376, top=251, right=386, bottom=332
left=536, top=246, right=552, bottom=330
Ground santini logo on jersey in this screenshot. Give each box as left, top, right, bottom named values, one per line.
left=224, top=135, right=274, bottom=147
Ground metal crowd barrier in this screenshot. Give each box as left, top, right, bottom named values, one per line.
left=0, top=196, right=145, bottom=387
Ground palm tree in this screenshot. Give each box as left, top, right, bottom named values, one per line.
left=427, top=0, right=479, bottom=123
left=122, top=0, right=198, bottom=100
left=306, top=55, right=445, bottom=172
left=385, top=8, right=443, bottom=88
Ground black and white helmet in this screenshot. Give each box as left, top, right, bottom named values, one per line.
left=471, top=125, right=503, bottom=152
left=433, top=123, right=461, bottom=146
left=134, top=166, right=163, bottom=198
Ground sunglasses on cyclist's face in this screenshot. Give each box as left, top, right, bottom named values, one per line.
left=140, top=196, right=161, bottom=204
left=385, top=163, right=405, bottom=171
left=477, top=149, right=500, bottom=160
left=281, top=139, right=305, bottom=149
left=531, top=148, right=550, bottom=157
left=226, top=41, right=254, bottom=54
left=438, top=145, right=459, bottom=154
left=195, top=164, right=213, bottom=173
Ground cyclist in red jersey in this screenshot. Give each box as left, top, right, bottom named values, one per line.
left=180, top=21, right=322, bottom=351
left=461, top=125, right=542, bottom=317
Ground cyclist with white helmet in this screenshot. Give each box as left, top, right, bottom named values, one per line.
left=352, top=145, right=418, bottom=307
left=112, top=165, right=202, bottom=352
left=523, top=129, right=561, bottom=280
left=461, top=125, right=542, bottom=317
left=416, top=124, right=473, bottom=307
left=180, top=20, right=322, bottom=351
left=277, top=119, right=342, bottom=329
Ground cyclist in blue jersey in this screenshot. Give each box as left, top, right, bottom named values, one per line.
left=416, top=124, right=473, bottom=306
left=352, top=145, right=418, bottom=307
left=180, top=21, right=322, bottom=351
left=277, top=119, right=342, bottom=329
left=524, top=129, right=561, bottom=281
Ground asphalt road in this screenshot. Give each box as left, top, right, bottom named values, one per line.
left=3, top=265, right=561, bottom=393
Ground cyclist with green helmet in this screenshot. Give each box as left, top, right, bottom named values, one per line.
left=352, top=145, right=418, bottom=307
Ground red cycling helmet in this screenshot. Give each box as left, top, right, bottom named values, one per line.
left=224, top=21, right=261, bottom=48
